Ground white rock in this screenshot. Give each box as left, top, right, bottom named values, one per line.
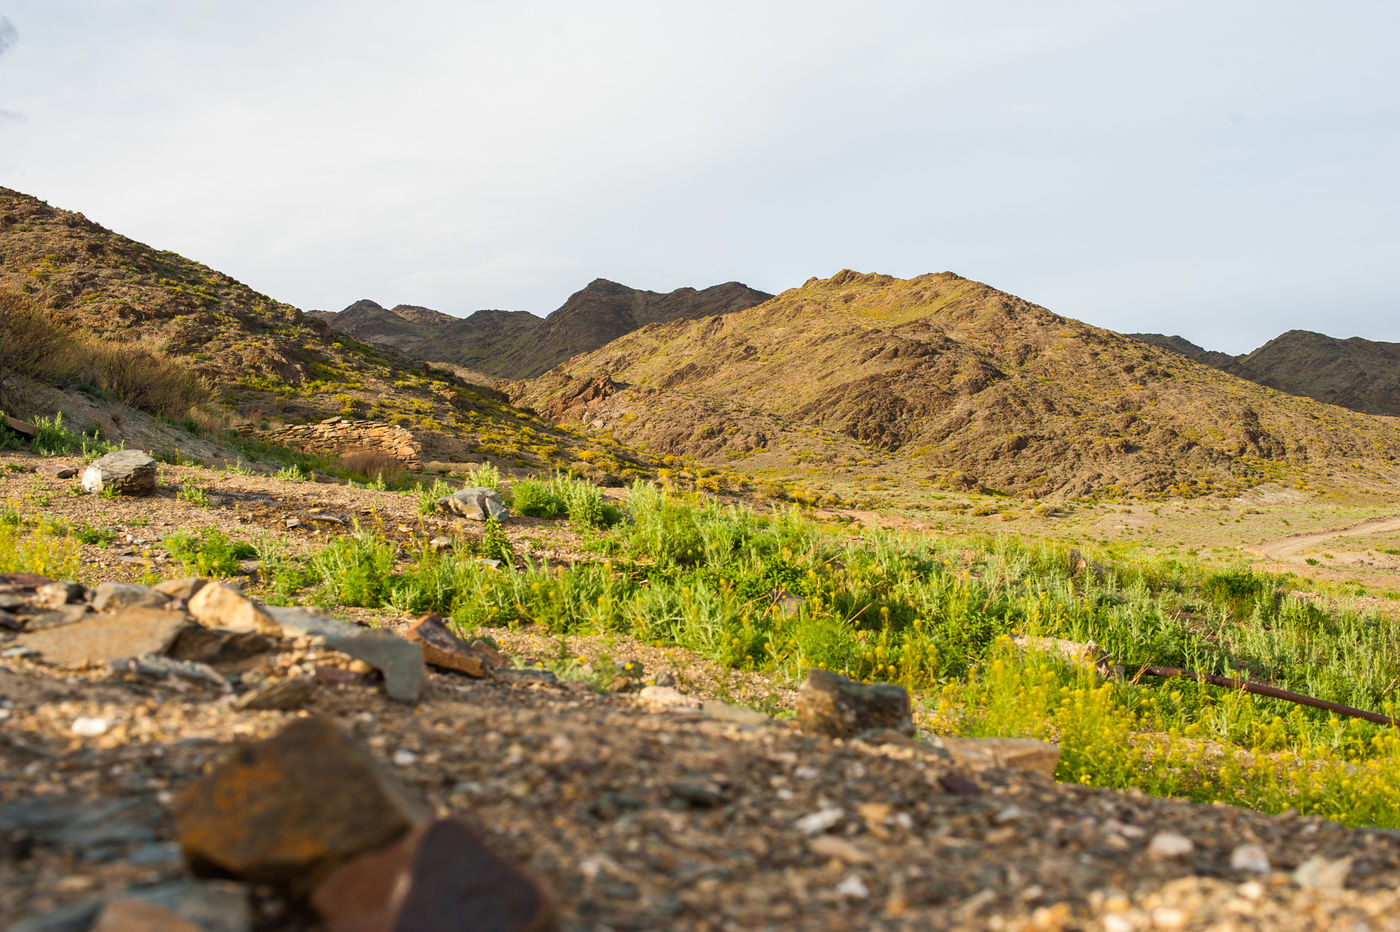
left=1146, top=831, right=1194, bottom=859
left=71, top=716, right=110, bottom=737
left=1230, top=843, right=1271, bottom=873
left=1294, top=855, right=1352, bottom=891
left=794, top=807, right=845, bottom=835
left=637, top=684, right=702, bottom=712
left=392, top=749, right=418, bottom=767
left=835, top=874, right=869, bottom=900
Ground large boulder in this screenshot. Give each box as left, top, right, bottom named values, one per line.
left=437, top=487, right=508, bottom=522
left=81, top=450, right=158, bottom=497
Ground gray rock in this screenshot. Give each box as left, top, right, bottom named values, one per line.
left=795, top=668, right=914, bottom=739
left=94, top=582, right=170, bottom=613
left=324, top=628, right=425, bottom=703
left=109, top=655, right=231, bottom=692
left=10, top=878, right=251, bottom=932
left=437, top=487, right=509, bottom=522
left=17, top=608, right=188, bottom=668
left=0, top=793, right=163, bottom=861
left=81, top=450, right=158, bottom=497
left=24, top=603, right=90, bottom=631
left=262, top=605, right=360, bottom=639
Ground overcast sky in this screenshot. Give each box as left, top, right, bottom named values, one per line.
left=1, top=2, right=1396, bottom=353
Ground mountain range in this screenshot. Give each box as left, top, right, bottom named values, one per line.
left=1132, top=331, right=1400, bottom=418
left=5, top=184, right=1400, bottom=498
left=312, top=278, right=772, bottom=380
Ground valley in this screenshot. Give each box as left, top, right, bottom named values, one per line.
left=5, top=185, right=1400, bottom=929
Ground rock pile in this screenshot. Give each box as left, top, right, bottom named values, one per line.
left=1, top=572, right=427, bottom=704
left=264, top=417, right=423, bottom=470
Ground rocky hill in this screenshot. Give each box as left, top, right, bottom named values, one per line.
left=519, top=270, right=1400, bottom=497
left=318, top=279, right=772, bottom=380
left=0, top=187, right=650, bottom=476
left=1132, top=330, right=1400, bottom=417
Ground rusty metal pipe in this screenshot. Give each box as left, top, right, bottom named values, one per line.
left=1134, top=665, right=1400, bottom=728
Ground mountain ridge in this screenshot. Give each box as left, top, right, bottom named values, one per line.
left=518, top=270, right=1400, bottom=497
left=1132, top=329, right=1400, bottom=417
left=315, top=278, right=773, bottom=380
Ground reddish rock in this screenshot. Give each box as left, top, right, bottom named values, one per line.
left=175, top=716, right=427, bottom=893
left=311, top=818, right=557, bottom=932
left=404, top=614, right=503, bottom=678
left=938, top=771, right=983, bottom=797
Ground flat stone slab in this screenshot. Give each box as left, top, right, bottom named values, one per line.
left=17, top=608, right=188, bottom=668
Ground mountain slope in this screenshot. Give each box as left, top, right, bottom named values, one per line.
left=1132, top=330, right=1400, bottom=417
left=318, top=279, right=772, bottom=379
left=519, top=270, right=1400, bottom=497
left=0, top=187, right=653, bottom=477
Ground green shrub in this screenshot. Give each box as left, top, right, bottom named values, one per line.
left=162, top=529, right=257, bottom=576
left=511, top=480, right=565, bottom=519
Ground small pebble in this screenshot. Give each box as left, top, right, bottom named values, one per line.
left=392, top=749, right=418, bottom=767
left=835, top=874, right=869, bottom=900
left=794, top=808, right=845, bottom=835
left=1146, top=831, right=1194, bottom=859
left=71, top=716, right=111, bottom=737
left=1229, top=843, right=1271, bottom=873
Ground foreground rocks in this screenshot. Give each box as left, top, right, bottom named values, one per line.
left=5, top=576, right=428, bottom=704
left=175, top=717, right=427, bottom=892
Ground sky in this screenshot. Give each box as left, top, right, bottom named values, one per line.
left=0, top=1, right=1396, bottom=354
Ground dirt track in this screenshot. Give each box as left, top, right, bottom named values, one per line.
left=1254, top=515, right=1400, bottom=561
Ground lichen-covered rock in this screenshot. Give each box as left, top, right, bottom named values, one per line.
left=796, top=668, right=913, bottom=738
left=175, top=716, right=427, bottom=893
left=81, top=450, right=158, bottom=496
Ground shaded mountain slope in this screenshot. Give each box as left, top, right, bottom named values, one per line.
left=1132, top=330, right=1400, bottom=417
left=520, top=270, right=1400, bottom=497
left=0, top=187, right=652, bottom=476
left=318, top=279, right=772, bottom=379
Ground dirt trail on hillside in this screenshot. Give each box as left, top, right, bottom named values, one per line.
left=1254, top=515, right=1400, bottom=561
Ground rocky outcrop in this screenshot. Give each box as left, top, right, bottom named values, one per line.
left=265, top=417, right=422, bottom=470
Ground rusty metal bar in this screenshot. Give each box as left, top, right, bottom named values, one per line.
left=1134, top=664, right=1400, bottom=728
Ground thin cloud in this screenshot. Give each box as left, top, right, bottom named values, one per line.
left=0, top=18, right=16, bottom=58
